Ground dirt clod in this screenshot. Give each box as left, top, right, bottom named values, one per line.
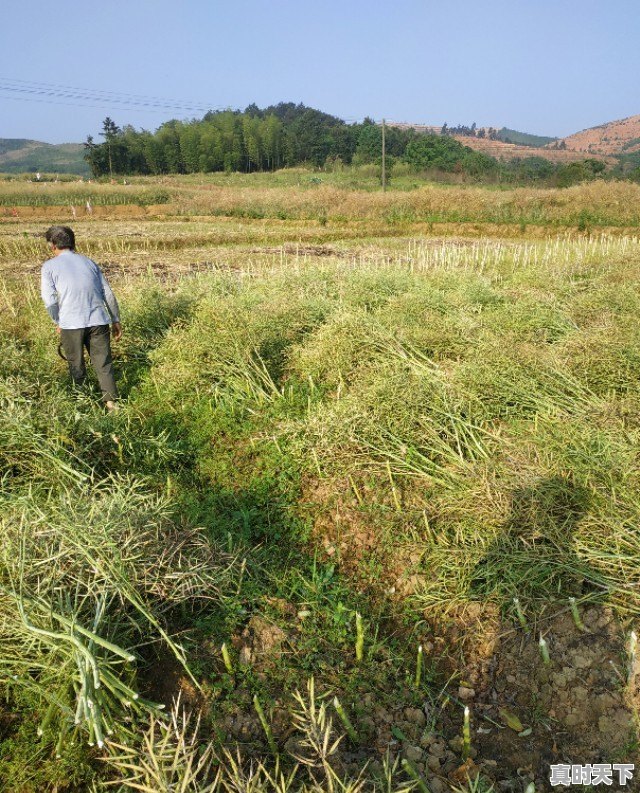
left=404, top=745, right=423, bottom=763
left=235, top=615, right=289, bottom=668
left=404, top=707, right=426, bottom=727
left=458, top=685, right=476, bottom=701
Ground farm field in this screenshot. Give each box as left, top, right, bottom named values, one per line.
left=3, top=173, right=640, bottom=230
left=1, top=174, right=640, bottom=791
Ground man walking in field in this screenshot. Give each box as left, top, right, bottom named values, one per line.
left=40, top=225, right=122, bottom=411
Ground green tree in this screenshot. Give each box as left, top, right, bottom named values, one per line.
left=405, top=134, right=469, bottom=171
left=83, top=135, right=107, bottom=177
left=198, top=123, right=224, bottom=172
left=261, top=115, right=283, bottom=170
left=100, top=117, right=121, bottom=177
left=555, top=159, right=607, bottom=188
left=243, top=115, right=262, bottom=171
left=404, top=134, right=497, bottom=178
left=154, top=122, right=184, bottom=173
left=121, top=125, right=149, bottom=174
left=178, top=123, right=202, bottom=173
left=142, top=134, right=165, bottom=174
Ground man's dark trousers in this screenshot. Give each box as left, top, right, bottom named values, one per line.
left=60, top=324, right=118, bottom=403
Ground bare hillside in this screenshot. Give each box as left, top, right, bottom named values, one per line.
left=550, top=114, right=640, bottom=155
left=453, top=135, right=607, bottom=163
left=385, top=122, right=614, bottom=165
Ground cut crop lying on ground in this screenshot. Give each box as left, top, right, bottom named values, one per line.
left=133, top=248, right=640, bottom=615
left=1, top=189, right=640, bottom=789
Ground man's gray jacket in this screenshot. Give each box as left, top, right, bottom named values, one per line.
left=41, top=250, right=120, bottom=330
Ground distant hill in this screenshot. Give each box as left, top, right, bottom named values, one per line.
left=0, top=138, right=89, bottom=175
left=496, top=128, right=556, bottom=147
left=548, top=115, right=640, bottom=156
left=453, top=134, right=614, bottom=165
left=386, top=122, right=598, bottom=165
left=6, top=112, right=639, bottom=176
left=0, top=138, right=36, bottom=156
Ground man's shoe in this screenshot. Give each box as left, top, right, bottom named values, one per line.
left=105, top=400, right=120, bottom=413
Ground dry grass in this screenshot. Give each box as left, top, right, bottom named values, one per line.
left=169, top=179, right=640, bottom=228
left=1, top=175, right=640, bottom=229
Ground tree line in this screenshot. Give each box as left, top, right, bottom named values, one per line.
left=84, top=103, right=617, bottom=187
left=85, top=105, right=397, bottom=176
left=85, top=105, right=505, bottom=177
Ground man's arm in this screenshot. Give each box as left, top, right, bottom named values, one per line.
left=99, top=270, right=120, bottom=323
left=40, top=265, right=59, bottom=324
left=98, top=269, right=122, bottom=341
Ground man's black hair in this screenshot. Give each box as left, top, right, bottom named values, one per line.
left=45, top=225, right=75, bottom=250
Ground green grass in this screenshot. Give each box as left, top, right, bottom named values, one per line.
left=0, top=187, right=170, bottom=207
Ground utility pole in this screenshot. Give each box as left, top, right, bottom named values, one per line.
left=381, top=118, right=386, bottom=191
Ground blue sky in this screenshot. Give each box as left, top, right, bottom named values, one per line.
left=1, top=0, right=639, bottom=143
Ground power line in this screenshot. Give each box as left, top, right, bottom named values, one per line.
left=1, top=77, right=215, bottom=111
left=0, top=89, right=202, bottom=115
left=0, top=84, right=214, bottom=115
left=0, top=76, right=227, bottom=116
left=0, top=76, right=391, bottom=128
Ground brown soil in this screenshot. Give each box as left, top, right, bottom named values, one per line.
left=459, top=607, right=639, bottom=790
left=142, top=645, right=207, bottom=713
left=233, top=614, right=291, bottom=669
left=300, top=477, right=639, bottom=789
left=139, top=588, right=638, bottom=791
left=326, top=605, right=639, bottom=792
